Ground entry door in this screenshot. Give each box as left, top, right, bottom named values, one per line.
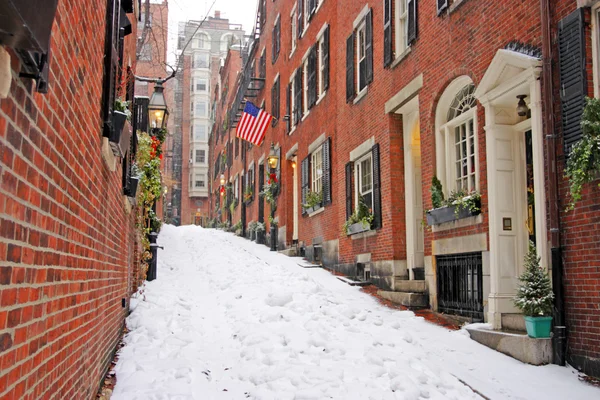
left=293, top=156, right=299, bottom=241
left=412, top=146, right=424, bottom=270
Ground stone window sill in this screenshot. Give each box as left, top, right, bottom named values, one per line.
left=390, top=47, right=412, bottom=70
left=353, top=87, right=368, bottom=105
left=308, top=207, right=325, bottom=217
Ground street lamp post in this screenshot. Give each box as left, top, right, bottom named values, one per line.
left=266, top=144, right=279, bottom=252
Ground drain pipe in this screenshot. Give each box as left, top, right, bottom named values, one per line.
left=540, top=0, right=566, bottom=366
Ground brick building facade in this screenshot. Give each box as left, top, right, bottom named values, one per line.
left=211, top=0, right=600, bottom=378
left=0, top=0, right=143, bottom=397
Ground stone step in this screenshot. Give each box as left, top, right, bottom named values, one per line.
left=278, top=248, right=298, bottom=257
left=377, top=290, right=428, bottom=308
left=393, top=279, right=427, bottom=293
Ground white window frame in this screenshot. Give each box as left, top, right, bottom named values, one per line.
left=194, top=124, right=206, bottom=141
left=394, top=0, right=409, bottom=57
left=234, top=175, right=239, bottom=200
left=196, top=102, right=207, bottom=117
left=289, top=71, right=297, bottom=132
left=441, top=109, right=478, bottom=193
left=354, top=152, right=373, bottom=212
left=317, top=24, right=328, bottom=100
left=195, top=149, right=205, bottom=164
left=196, top=78, right=208, bottom=92
left=195, top=179, right=205, bottom=188
left=356, top=21, right=367, bottom=94
left=290, top=4, right=297, bottom=56
left=311, top=145, right=323, bottom=195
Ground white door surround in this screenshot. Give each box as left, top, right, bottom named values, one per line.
left=293, top=156, right=299, bottom=241
left=397, top=96, right=424, bottom=280
left=474, top=49, right=547, bottom=329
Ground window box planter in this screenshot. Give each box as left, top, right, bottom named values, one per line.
left=109, top=110, right=130, bottom=157
left=304, top=203, right=322, bottom=215
left=346, top=221, right=371, bottom=235
left=426, top=200, right=481, bottom=226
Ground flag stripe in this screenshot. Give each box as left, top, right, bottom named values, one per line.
left=236, top=101, right=273, bottom=146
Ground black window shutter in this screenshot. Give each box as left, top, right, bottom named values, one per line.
left=308, top=45, right=317, bottom=109
left=260, top=52, right=266, bottom=79
left=346, top=32, right=355, bottom=102
left=558, top=8, right=586, bottom=155
left=272, top=25, right=276, bottom=64
left=383, top=0, right=393, bottom=67
left=286, top=82, right=291, bottom=133
left=437, top=0, right=447, bottom=15
left=271, top=78, right=279, bottom=126
left=277, top=20, right=281, bottom=59
left=365, top=9, right=373, bottom=85
left=407, top=0, right=417, bottom=45
left=323, top=26, right=330, bottom=90
left=298, top=0, right=304, bottom=38
left=371, top=143, right=382, bottom=229
left=308, top=0, right=317, bottom=21
left=294, top=67, right=303, bottom=123
left=322, top=137, right=332, bottom=205
left=301, top=157, right=310, bottom=214
left=345, top=162, right=353, bottom=219
left=102, top=0, right=121, bottom=138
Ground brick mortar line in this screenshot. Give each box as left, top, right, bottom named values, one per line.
left=3, top=306, right=125, bottom=398
left=0, top=290, right=127, bottom=390
left=0, top=277, right=128, bottom=314
left=0, top=198, right=125, bottom=260
left=1, top=83, right=107, bottom=205
left=0, top=131, right=126, bottom=246
left=0, top=235, right=126, bottom=270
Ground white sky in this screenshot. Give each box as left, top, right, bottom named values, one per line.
left=165, top=0, right=258, bottom=64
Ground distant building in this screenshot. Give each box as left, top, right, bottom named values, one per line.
left=175, top=11, right=244, bottom=226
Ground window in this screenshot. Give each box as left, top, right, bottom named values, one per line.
left=291, top=5, right=297, bottom=54
left=345, top=142, right=382, bottom=229
left=347, top=8, right=373, bottom=102
left=194, top=125, right=207, bottom=141
left=272, top=16, right=281, bottom=64
left=357, top=22, right=367, bottom=92
left=234, top=175, right=239, bottom=200
left=317, top=26, right=330, bottom=97
left=311, top=146, right=323, bottom=194
left=139, top=42, right=152, bottom=61
left=195, top=102, right=207, bottom=117
left=221, top=34, right=233, bottom=52
left=292, top=68, right=303, bottom=126
left=193, top=53, right=209, bottom=68
left=383, top=0, right=417, bottom=67
left=436, top=80, right=479, bottom=194
left=301, top=138, right=332, bottom=213
left=195, top=180, right=205, bottom=188
left=355, top=153, right=373, bottom=211
left=197, top=33, right=210, bottom=49
left=260, top=49, right=266, bottom=79
left=303, top=58, right=309, bottom=114
left=196, top=79, right=208, bottom=92
left=196, top=149, right=205, bottom=163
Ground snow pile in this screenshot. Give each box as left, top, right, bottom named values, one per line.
left=112, top=225, right=599, bottom=399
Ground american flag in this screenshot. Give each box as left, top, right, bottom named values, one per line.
left=236, top=101, right=273, bottom=146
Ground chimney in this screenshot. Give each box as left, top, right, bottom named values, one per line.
left=214, top=10, right=221, bottom=19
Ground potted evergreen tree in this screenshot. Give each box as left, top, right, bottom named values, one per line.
left=514, top=241, right=554, bottom=338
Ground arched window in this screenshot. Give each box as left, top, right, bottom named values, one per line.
left=435, top=78, right=478, bottom=194
left=220, top=34, right=235, bottom=52
left=193, top=33, right=210, bottom=49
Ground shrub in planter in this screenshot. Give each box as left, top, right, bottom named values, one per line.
left=128, top=176, right=139, bottom=198
left=255, top=222, right=266, bottom=244
left=514, top=241, right=554, bottom=338
left=303, top=190, right=323, bottom=214
left=426, top=188, right=481, bottom=226
left=343, top=198, right=374, bottom=235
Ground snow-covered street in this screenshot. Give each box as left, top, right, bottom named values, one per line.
left=112, top=225, right=598, bottom=399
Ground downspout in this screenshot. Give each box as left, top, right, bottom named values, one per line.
left=540, top=0, right=566, bottom=366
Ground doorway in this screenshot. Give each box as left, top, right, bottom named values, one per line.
left=402, top=107, right=425, bottom=280
left=293, top=156, right=299, bottom=241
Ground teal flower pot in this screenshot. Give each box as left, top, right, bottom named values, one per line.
left=524, top=316, right=552, bottom=338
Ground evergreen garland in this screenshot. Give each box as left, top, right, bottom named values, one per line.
left=514, top=241, right=554, bottom=317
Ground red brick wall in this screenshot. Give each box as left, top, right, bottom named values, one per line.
left=553, top=1, right=600, bottom=376
left=0, top=2, right=139, bottom=398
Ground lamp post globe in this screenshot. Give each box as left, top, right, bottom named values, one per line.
left=149, top=81, right=169, bottom=130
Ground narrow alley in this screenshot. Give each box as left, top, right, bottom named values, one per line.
left=111, top=226, right=597, bottom=399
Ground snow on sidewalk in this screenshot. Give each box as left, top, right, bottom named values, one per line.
left=112, top=225, right=598, bottom=400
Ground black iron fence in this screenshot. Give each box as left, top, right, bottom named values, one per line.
left=437, top=252, right=484, bottom=320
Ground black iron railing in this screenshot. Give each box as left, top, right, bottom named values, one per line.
left=437, top=252, right=484, bottom=320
